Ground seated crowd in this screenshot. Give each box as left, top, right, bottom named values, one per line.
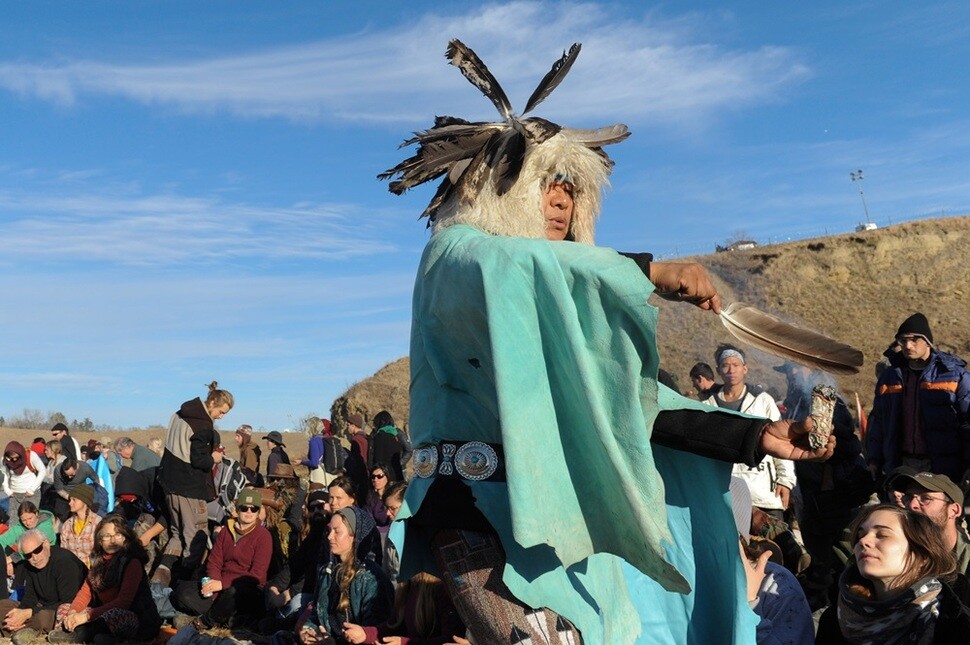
left=0, top=310, right=965, bottom=644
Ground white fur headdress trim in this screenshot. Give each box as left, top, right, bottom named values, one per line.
left=431, top=133, right=610, bottom=245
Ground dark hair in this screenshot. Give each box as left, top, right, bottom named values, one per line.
left=60, top=458, right=79, bottom=476
left=689, top=362, right=716, bottom=381
left=714, top=343, right=745, bottom=366
left=383, top=481, right=407, bottom=506
left=88, top=515, right=149, bottom=592
left=18, top=501, right=39, bottom=518
left=328, top=476, right=358, bottom=505
left=372, top=410, right=395, bottom=429
left=370, top=463, right=393, bottom=482
left=848, top=504, right=955, bottom=598
left=32, top=437, right=46, bottom=446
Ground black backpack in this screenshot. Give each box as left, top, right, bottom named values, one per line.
left=322, top=436, right=348, bottom=474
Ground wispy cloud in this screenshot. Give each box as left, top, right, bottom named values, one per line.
left=0, top=184, right=401, bottom=266
left=0, top=2, right=810, bottom=128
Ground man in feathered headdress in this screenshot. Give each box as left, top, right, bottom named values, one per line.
left=382, top=40, right=831, bottom=644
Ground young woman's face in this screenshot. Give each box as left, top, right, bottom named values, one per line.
left=208, top=402, right=231, bottom=420
left=19, top=511, right=39, bottom=529
left=328, top=515, right=355, bottom=558
left=234, top=433, right=244, bottom=446
left=370, top=470, right=387, bottom=492
left=854, top=509, right=912, bottom=591
left=328, top=486, right=354, bottom=511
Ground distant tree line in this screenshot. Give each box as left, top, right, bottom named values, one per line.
left=0, top=408, right=121, bottom=432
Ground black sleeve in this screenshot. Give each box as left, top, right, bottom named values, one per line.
left=618, top=251, right=653, bottom=279
left=650, top=409, right=766, bottom=468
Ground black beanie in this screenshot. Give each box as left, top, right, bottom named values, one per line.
left=895, top=313, right=933, bottom=344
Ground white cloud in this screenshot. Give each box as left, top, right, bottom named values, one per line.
left=0, top=188, right=402, bottom=265
left=0, top=2, right=810, bottom=128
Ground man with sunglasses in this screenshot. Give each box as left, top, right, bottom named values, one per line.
left=888, top=471, right=970, bottom=574
left=0, top=529, right=86, bottom=642
left=49, top=423, right=81, bottom=463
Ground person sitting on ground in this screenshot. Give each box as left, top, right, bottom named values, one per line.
left=816, top=504, right=970, bottom=644
left=359, top=571, right=466, bottom=645
left=52, top=459, right=101, bottom=523
left=113, top=437, right=160, bottom=472
left=689, top=362, right=720, bottom=400
left=59, top=485, right=101, bottom=568
left=381, top=481, right=406, bottom=585
left=889, top=471, right=970, bottom=575
left=262, top=463, right=305, bottom=578
left=0, top=502, right=58, bottom=562
left=732, top=477, right=814, bottom=645
left=265, top=489, right=332, bottom=631
left=365, top=464, right=393, bottom=548
left=264, top=431, right=291, bottom=480
left=171, top=488, right=272, bottom=631
left=0, top=529, right=87, bottom=643
left=47, top=515, right=162, bottom=644
left=328, top=476, right=381, bottom=566
left=2, top=441, right=46, bottom=521
left=234, top=425, right=262, bottom=485
left=299, top=506, right=394, bottom=645
left=114, top=466, right=169, bottom=573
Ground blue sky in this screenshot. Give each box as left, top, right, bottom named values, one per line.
left=1, top=1, right=968, bottom=431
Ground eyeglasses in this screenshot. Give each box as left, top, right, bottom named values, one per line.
left=901, top=492, right=950, bottom=506
left=370, top=473, right=386, bottom=480
left=237, top=505, right=259, bottom=513
left=308, top=503, right=327, bottom=512
left=100, top=533, right=125, bottom=543
left=23, top=543, right=45, bottom=559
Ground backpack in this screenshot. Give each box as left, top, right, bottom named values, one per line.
left=322, top=436, right=348, bottom=474
left=216, top=457, right=248, bottom=510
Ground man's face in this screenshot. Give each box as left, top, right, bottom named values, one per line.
left=902, top=484, right=957, bottom=528
left=691, top=374, right=715, bottom=393
left=119, top=445, right=134, bottom=459
left=717, top=357, right=748, bottom=386
left=896, top=334, right=931, bottom=362
left=51, top=429, right=64, bottom=441
left=543, top=181, right=575, bottom=241
left=208, top=403, right=231, bottom=420
left=21, top=536, right=50, bottom=570
left=348, top=423, right=361, bottom=435
left=63, top=466, right=77, bottom=480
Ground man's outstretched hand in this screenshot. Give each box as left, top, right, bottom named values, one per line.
left=759, top=418, right=835, bottom=461
left=648, top=261, right=722, bottom=314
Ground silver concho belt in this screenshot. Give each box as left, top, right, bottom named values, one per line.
left=412, top=440, right=505, bottom=482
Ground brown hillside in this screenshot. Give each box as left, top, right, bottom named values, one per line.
left=341, top=216, right=969, bottom=423
left=654, top=216, right=970, bottom=402
left=330, top=356, right=410, bottom=432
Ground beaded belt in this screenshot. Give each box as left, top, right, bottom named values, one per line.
left=412, top=440, right=505, bottom=482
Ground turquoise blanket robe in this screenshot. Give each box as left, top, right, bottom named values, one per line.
left=396, top=224, right=758, bottom=643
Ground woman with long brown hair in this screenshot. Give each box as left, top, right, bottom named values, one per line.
left=48, top=515, right=162, bottom=643
left=299, top=506, right=393, bottom=645
left=816, top=504, right=970, bottom=643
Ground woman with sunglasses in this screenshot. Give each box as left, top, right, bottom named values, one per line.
left=816, top=504, right=970, bottom=643
left=48, top=515, right=161, bottom=643
left=2, top=441, right=45, bottom=521
left=365, top=465, right=393, bottom=547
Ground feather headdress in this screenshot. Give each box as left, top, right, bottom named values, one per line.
left=379, top=39, right=629, bottom=244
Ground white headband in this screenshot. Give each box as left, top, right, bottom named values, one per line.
left=718, top=349, right=745, bottom=366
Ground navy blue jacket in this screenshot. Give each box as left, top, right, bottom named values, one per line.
left=866, top=347, right=970, bottom=482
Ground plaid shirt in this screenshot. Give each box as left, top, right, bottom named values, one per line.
left=59, top=512, right=101, bottom=567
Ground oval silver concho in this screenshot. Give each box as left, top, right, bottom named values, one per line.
left=413, top=447, right=438, bottom=479
left=455, top=442, right=498, bottom=481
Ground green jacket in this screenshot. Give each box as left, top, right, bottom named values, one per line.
left=1, top=510, right=59, bottom=560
